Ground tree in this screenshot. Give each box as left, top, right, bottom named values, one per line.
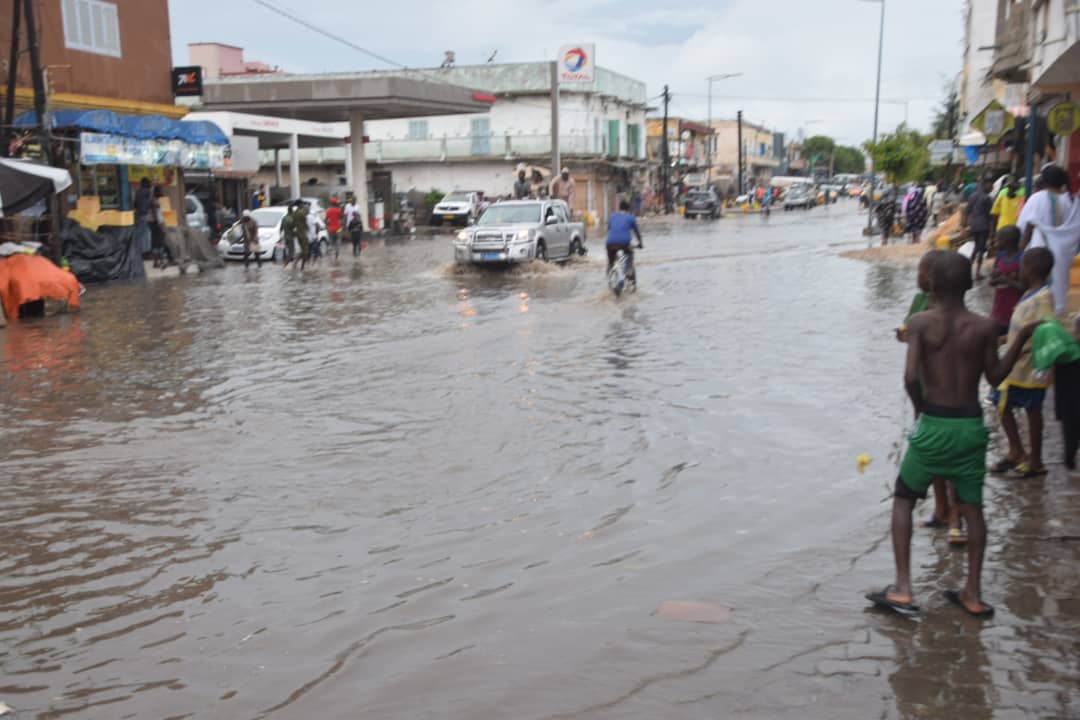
left=932, top=82, right=961, bottom=140
left=833, top=146, right=866, bottom=174
left=802, top=135, right=835, bottom=159
left=862, top=124, right=931, bottom=184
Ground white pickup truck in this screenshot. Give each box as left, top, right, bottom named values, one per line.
left=453, top=199, right=586, bottom=265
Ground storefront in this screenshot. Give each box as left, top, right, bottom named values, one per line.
left=12, top=110, right=229, bottom=229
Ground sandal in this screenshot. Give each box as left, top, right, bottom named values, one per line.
left=990, top=459, right=1016, bottom=474
left=947, top=528, right=967, bottom=546
left=866, top=586, right=920, bottom=614
left=921, top=517, right=947, bottom=529
left=943, top=589, right=995, bottom=619
left=1007, top=463, right=1048, bottom=479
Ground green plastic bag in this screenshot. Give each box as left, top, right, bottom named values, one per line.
left=1031, top=318, right=1080, bottom=371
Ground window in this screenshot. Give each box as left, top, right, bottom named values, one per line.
left=61, top=0, right=121, bottom=58
left=470, top=117, right=491, bottom=155
left=407, top=120, right=428, bottom=140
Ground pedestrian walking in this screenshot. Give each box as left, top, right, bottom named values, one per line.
left=281, top=203, right=297, bottom=268
left=1017, top=164, right=1078, bottom=316
left=306, top=204, right=321, bottom=264
left=344, top=197, right=364, bottom=256
left=326, top=197, right=343, bottom=260
left=876, top=186, right=897, bottom=246
left=905, top=184, right=929, bottom=245
left=294, top=204, right=310, bottom=270
left=240, top=210, right=261, bottom=268
left=150, top=186, right=173, bottom=268
left=988, top=225, right=1024, bottom=337
left=133, top=177, right=153, bottom=255
left=962, top=179, right=994, bottom=280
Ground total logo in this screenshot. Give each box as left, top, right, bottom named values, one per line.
left=563, top=47, right=588, bottom=73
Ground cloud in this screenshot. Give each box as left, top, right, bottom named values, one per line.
left=170, top=0, right=963, bottom=144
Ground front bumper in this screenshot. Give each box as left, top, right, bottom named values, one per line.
left=454, top=243, right=533, bottom=264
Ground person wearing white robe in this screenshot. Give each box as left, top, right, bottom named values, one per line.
left=1017, top=165, right=1078, bottom=316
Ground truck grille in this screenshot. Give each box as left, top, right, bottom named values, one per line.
left=473, top=231, right=509, bottom=249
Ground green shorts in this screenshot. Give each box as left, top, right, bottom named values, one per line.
left=898, top=413, right=989, bottom=506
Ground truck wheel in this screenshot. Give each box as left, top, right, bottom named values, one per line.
left=535, top=241, right=548, bottom=262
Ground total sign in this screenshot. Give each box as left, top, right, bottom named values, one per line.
left=558, top=44, right=596, bottom=84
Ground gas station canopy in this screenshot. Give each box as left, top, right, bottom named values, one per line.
left=200, top=71, right=493, bottom=123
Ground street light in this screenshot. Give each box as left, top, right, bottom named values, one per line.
left=859, top=0, right=885, bottom=233
left=706, top=72, right=743, bottom=184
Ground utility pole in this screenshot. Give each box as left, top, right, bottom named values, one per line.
left=550, top=61, right=560, bottom=178
left=737, top=110, right=744, bottom=195
left=3, top=0, right=22, bottom=144
left=23, top=0, right=50, bottom=165
left=661, top=85, right=672, bottom=214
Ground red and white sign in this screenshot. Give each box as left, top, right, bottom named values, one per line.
left=558, top=44, right=596, bottom=84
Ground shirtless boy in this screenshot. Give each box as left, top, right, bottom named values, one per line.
left=867, top=252, right=1037, bottom=618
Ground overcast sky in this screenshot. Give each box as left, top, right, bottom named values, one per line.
left=169, top=0, right=964, bottom=147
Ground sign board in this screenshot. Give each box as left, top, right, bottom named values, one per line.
left=557, top=44, right=596, bottom=84
left=683, top=173, right=706, bottom=187
left=171, top=66, right=203, bottom=98
left=80, top=132, right=227, bottom=169
left=1048, top=101, right=1080, bottom=137
left=971, top=99, right=1015, bottom=144
left=928, top=139, right=954, bottom=165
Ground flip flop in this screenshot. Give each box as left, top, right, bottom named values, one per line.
left=921, top=517, right=947, bottom=529
left=947, top=528, right=967, bottom=546
left=865, top=587, right=920, bottom=614
left=990, top=459, right=1016, bottom=474
left=943, top=589, right=995, bottom=619
left=1007, top=463, right=1048, bottom=479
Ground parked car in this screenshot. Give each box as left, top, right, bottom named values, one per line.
left=216, top=206, right=329, bottom=262
left=185, top=194, right=208, bottom=234
left=432, top=191, right=482, bottom=227
left=453, top=199, right=585, bottom=265
left=783, top=186, right=815, bottom=210
left=684, top=189, right=720, bottom=219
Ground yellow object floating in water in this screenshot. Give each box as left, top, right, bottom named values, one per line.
left=856, top=454, right=872, bottom=473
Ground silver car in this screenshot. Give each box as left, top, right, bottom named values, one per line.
left=454, top=200, right=585, bottom=265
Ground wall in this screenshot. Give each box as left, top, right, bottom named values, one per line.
left=961, top=0, right=1000, bottom=120
left=1027, top=0, right=1080, bottom=92
left=0, top=0, right=173, bottom=105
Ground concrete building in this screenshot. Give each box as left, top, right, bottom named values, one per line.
left=0, top=0, right=178, bottom=114
left=708, top=119, right=779, bottom=187
left=188, top=43, right=282, bottom=79
left=263, top=62, right=650, bottom=222
left=645, top=117, right=712, bottom=175
left=960, top=0, right=1006, bottom=127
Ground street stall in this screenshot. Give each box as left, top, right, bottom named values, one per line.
left=0, top=159, right=80, bottom=324
left=12, top=110, right=230, bottom=281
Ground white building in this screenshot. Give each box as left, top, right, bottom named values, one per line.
left=960, top=0, right=1002, bottom=126
left=264, top=61, right=650, bottom=221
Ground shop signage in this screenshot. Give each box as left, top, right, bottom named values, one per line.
left=79, top=132, right=227, bottom=169
left=971, top=100, right=1015, bottom=144
left=1048, top=101, right=1080, bottom=137
left=558, top=44, right=596, bottom=84
left=171, top=66, right=204, bottom=97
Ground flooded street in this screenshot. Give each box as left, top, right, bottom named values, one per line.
left=2, top=202, right=1078, bottom=719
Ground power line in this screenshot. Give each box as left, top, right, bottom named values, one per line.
left=672, top=93, right=934, bottom=105
left=250, top=0, right=413, bottom=72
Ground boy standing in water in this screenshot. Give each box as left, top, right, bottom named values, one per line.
left=991, top=248, right=1055, bottom=479
left=868, top=252, right=1037, bottom=618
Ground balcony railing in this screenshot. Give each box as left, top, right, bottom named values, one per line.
left=369, top=134, right=643, bottom=163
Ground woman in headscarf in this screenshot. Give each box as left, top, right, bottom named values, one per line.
left=876, top=186, right=897, bottom=246
left=905, top=183, right=929, bottom=245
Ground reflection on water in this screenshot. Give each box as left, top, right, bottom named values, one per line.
left=2, top=207, right=1076, bottom=719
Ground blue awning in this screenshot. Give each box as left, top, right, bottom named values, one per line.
left=14, top=109, right=126, bottom=134
left=14, top=109, right=230, bottom=146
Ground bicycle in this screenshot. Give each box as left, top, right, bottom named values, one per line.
left=607, top=247, right=638, bottom=298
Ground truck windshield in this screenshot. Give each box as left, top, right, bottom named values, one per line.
left=477, top=204, right=541, bottom=225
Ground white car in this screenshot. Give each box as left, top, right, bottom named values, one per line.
left=216, top=207, right=329, bottom=262
left=432, top=191, right=481, bottom=227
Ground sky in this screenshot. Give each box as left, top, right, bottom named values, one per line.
left=169, top=0, right=965, bottom=148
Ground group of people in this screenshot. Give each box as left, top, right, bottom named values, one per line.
left=133, top=178, right=171, bottom=268
left=514, top=166, right=577, bottom=210
left=871, top=164, right=1080, bottom=620
left=875, top=182, right=938, bottom=246
left=236, top=196, right=364, bottom=270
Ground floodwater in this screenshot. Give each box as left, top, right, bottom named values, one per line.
left=2, top=203, right=1078, bottom=719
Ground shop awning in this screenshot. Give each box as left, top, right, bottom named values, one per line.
left=0, top=159, right=73, bottom=216
left=14, top=110, right=230, bottom=145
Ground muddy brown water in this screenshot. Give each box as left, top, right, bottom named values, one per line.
left=2, top=204, right=1077, bottom=719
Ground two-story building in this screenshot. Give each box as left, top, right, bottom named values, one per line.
left=263, top=61, right=650, bottom=222
left=708, top=119, right=779, bottom=189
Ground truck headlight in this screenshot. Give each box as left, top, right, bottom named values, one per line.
left=456, top=230, right=470, bottom=242
left=515, top=229, right=533, bottom=241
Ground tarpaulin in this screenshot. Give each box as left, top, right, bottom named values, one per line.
left=0, top=254, right=81, bottom=320
left=0, top=159, right=72, bottom=215
left=61, top=221, right=146, bottom=283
